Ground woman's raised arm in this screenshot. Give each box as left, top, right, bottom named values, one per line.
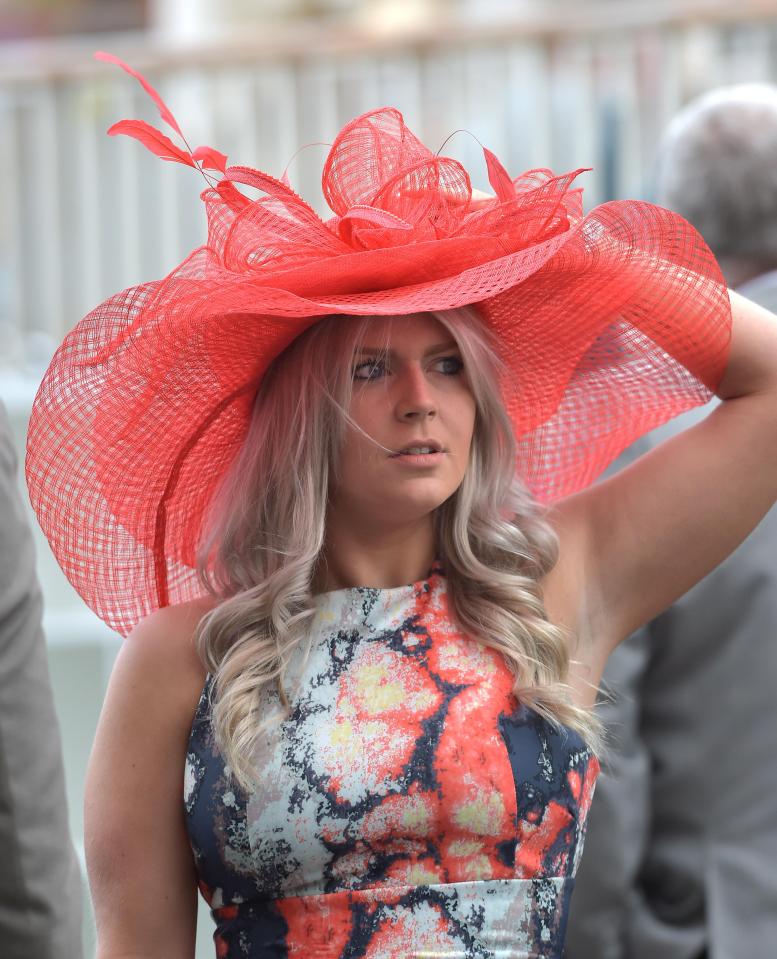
left=85, top=602, right=210, bottom=959
left=551, top=289, right=777, bottom=677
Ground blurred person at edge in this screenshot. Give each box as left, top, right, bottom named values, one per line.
left=0, top=400, right=83, bottom=958
left=565, top=84, right=777, bottom=959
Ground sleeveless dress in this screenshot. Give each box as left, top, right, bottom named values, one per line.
left=184, top=565, right=599, bottom=958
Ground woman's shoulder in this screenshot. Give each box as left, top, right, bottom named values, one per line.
left=115, top=596, right=218, bottom=725
left=128, top=595, right=217, bottom=656
left=142, top=594, right=220, bottom=633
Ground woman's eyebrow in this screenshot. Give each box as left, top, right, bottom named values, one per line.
left=355, top=340, right=459, bottom=357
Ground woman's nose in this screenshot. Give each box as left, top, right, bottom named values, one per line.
left=395, top=365, right=437, bottom=420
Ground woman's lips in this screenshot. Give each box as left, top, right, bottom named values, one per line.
left=389, top=451, right=445, bottom=467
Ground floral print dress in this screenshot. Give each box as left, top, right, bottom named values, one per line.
left=184, top=565, right=599, bottom=958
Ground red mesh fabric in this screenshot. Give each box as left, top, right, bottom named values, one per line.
left=25, top=108, right=731, bottom=636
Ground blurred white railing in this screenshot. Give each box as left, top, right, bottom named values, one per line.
left=3, top=3, right=777, bottom=955
left=3, top=1, right=777, bottom=358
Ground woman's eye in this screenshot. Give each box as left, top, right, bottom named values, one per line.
left=352, top=355, right=463, bottom=380
left=352, top=359, right=386, bottom=380
left=434, top=355, right=464, bottom=375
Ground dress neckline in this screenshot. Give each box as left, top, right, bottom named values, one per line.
left=311, top=559, right=445, bottom=605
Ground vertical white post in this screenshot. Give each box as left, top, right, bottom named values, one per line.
left=505, top=41, right=553, bottom=173
left=114, top=79, right=143, bottom=288
left=295, top=56, right=339, bottom=215
left=377, top=51, right=423, bottom=129
left=73, top=78, right=104, bottom=328
left=27, top=82, right=65, bottom=340
left=0, top=89, right=24, bottom=352
left=463, top=43, right=510, bottom=190
left=253, top=62, right=300, bottom=182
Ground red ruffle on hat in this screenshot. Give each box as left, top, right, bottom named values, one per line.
left=25, top=55, right=731, bottom=636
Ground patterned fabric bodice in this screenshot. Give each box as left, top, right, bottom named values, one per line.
left=184, top=566, right=599, bottom=958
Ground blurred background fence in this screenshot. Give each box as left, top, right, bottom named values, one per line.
left=2, top=0, right=777, bottom=955
left=6, top=1, right=777, bottom=362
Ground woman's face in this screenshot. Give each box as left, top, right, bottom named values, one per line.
left=329, top=314, right=477, bottom=528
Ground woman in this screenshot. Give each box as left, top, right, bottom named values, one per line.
left=26, top=57, right=777, bottom=958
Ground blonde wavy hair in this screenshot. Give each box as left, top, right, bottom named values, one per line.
left=195, top=306, right=601, bottom=789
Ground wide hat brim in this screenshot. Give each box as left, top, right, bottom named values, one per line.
left=25, top=107, right=731, bottom=637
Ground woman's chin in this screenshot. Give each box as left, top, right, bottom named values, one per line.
left=330, top=475, right=461, bottom=529
left=369, top=486, right=454, bottom=523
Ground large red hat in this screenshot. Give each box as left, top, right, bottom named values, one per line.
left=25, top=54, right=731, bottom=637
